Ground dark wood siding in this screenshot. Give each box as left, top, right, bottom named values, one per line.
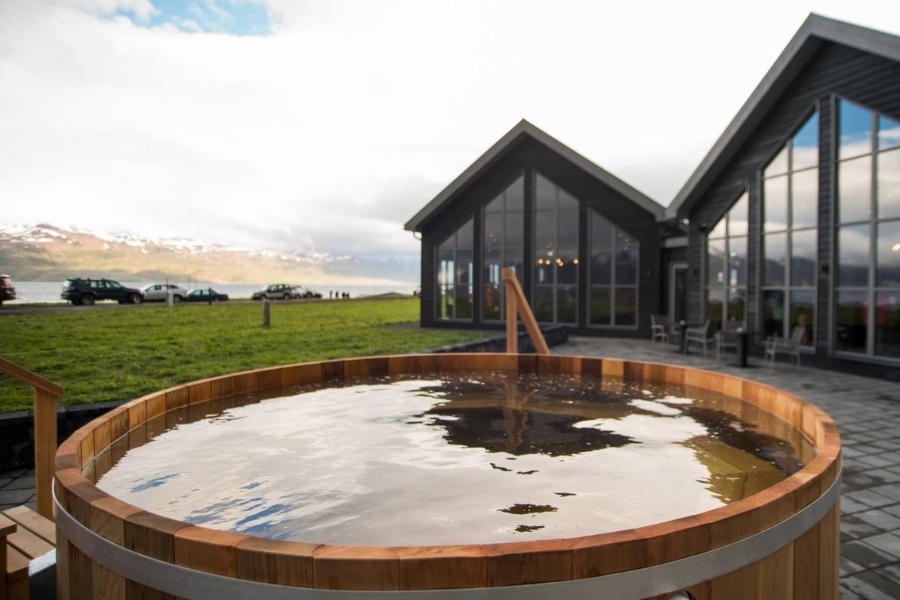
left=685, top=42, right=900, bottom=377
left=420, top=136, right=662, bottom=337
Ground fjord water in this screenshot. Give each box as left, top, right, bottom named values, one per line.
left=96, top=372, right=811, bottom=546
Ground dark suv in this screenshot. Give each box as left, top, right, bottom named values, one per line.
left=61, top=278, right=142, bottom=306
left=0, top=274, right=16, bottom=306
left=252, top=284, right=299, bottom=300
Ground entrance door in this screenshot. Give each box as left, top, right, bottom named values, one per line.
left=669, top=262, right=687, bottom=323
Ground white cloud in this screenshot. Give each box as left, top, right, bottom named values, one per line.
left=2, top=0, right=900, bottom=260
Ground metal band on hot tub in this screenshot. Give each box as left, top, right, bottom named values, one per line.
left=55, top=464, right=841, bottom=600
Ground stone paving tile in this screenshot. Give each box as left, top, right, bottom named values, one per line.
left=843, top=471, right=886, bottom=491
left=840, top=556, right=868, bottom=577
left=842, top=514, right=884, bottom=540
left=862, top=532, right=900, bottom=556
left=843, top=488, right=898, bottom=509
left=2, top=474, right=35, bottom=490
left=0, top=488, right=34, bottom=507
left=871, top=484, right=900, bottom=502
left=842, top=570, right=900, bottom=600
left=855, top=508, right=900, bottom=533
left=856, top=454, right=900, bottom=469
left=865, top=468, right=900, bottom=484
left=839, top=584, right=868, bottom=599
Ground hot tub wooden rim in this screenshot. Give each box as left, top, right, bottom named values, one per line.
left=54, top=353, right=841, bottom=591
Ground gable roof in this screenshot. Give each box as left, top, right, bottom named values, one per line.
left=404, top=119, right=662, bottom=232
left=666, top=13, right=900, bottom=220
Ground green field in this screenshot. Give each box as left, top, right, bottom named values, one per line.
left=0, top=299, right=487, bottom=412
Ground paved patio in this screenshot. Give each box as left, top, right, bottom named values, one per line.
left=3, top=335, right=900, bottom=598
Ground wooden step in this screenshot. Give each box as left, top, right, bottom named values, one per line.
left=2, top=506, right=56, bottom=600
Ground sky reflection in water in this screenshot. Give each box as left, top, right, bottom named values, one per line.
left=96, top=373, right=809, bottom=546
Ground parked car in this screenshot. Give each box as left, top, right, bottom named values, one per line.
left=293, top=285, right=323, bottom=299
left=184, top=288, right=229, bottom=302
left=140, top=283, right=188, bottom=303
left=61, top=278, right=142, bottom=305
left=252, top=284, right=299, bottom=301
left=0, top=274, right=16, bottom=306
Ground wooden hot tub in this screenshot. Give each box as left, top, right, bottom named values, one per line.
left=54, top=354, right=840, bottom=599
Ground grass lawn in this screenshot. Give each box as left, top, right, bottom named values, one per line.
left=0, top=298, right=488, bottom=412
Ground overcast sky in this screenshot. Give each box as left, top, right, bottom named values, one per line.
left=2, top=0, right=899, bottom=260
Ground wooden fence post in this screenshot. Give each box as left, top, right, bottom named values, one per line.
left=0, top=356, right=64, bottom=520
left=33, top=388, right=57, bottom=519
left=502, top=268, right=550, bottom=355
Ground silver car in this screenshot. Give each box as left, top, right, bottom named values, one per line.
left=141, top=284, right=188, bottom=303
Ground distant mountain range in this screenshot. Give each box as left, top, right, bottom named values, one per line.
left=0, top=224, right=419, bottom=285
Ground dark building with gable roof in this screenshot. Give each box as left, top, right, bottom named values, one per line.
left=668, top=14, right=900, bottom=378
left=406, top=14, right=900, bottom=379
left=404, top=119, right=664, bottom=338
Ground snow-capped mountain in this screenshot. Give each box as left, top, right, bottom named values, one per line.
left=0, top=224, right=417, bottom=285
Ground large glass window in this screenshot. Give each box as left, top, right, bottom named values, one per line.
left=483, top=176, right=525, bottom=321
left=706, top=191, right=748, bottom=330
left=836, top=99, right=900, bottom=358
left=436, top=218, right=474, bottom=321
left=533, top=173, right=578, bottom=323
left=589, top=210, right=638, bottom=327
left=762, top=111, right=818, bottom=347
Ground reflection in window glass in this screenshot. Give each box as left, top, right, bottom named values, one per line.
left=615, top=288, right=637, bottom=326
left=879, top=115, right=900, bottom=151
left=437, top=218, right=474, bottom=321
left=875, top=291, right=900, bottom=358
left=591, top=248, right=612, bottom=284
left=707, top=238, right=725, bottom=287
left=878, top=148, right=900, bottom=220
left=836, top=290, right=868, bottom=353
left=533, top=286, right=553, bottom=322
left=839, top=224, right=870, bottom=287
left=558, top=286, right=578, bottom=323
left=877, top=221, right=900, bottom=287
left=730, top=194, right=749, bottom=236
left=616, top=233, right=638, bottom=285
left=762, top=110, right=818, bottom=345
left=791, top=169, right=819, bottom=229
left=707, top=288, right=724, bottom=326
left=766, top=147, right=789, bottom=177
left=791, top=229, right=817, bottom=287
left=835, top=99, right=900, bottom=360
left=558, top=208, right=578, bottom=247
left=590, top=210, right=638, bottom=327
left=792, top=112, right=819, bottom=171
left=840, top=100, right=873, bottom=160
left=764, top=175, right=789, bottom=232
left=533, top=173, right=578, bottom=324
left=839, top=156, right=872, bottom=223
left=730, top=235, right=747, bottom=287
left=536, top=174, right=555, bottom=210
left=507, top=176, right=525, bottom=211
left=790, top=290, right=815, bottom=346
left=764, top=232, right=787, bottom=287
left=728, top=288, right=747, bottom=323
left=705, top=191, right=748, bottom=330
left=762, top=290, right=786, bottom=339
left=485, top=183, right=521, bottom=320
left=590, top=288, right=611, bottom=326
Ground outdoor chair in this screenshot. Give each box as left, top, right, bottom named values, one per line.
left=685, top=320, right=714, bottom=357
left=764, top=325, right=805, bottom=369
left=650, top=314, right=670, bottom=346
left=715, top=320, right=742, bottom=362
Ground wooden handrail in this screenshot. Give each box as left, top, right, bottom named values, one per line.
left=0, top=357, right=63, bottom=520
left=502, top=268, right=551, bottom=355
